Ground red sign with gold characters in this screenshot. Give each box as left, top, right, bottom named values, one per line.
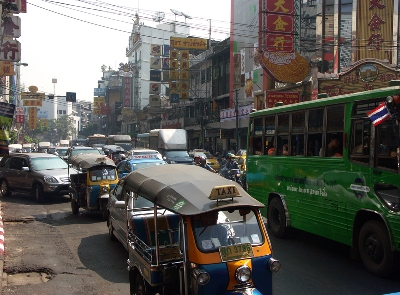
left=266, top=91, right=300, bottom=108
left=259, top=0, right=310, bottom=83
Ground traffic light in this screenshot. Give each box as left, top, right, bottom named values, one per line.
left=66, top=92, right=76, bottom=102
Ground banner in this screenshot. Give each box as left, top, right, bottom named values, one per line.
left=0, top=102, right=15, bottom=157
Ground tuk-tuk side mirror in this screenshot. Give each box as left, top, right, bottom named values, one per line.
left=178, top=220, right=188, bottom=254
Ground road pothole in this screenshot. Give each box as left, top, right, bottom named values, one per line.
left=3, top=267, right=54, bottom=286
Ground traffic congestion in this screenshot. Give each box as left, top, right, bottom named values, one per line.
left=3, top=0, right=400, bottom=293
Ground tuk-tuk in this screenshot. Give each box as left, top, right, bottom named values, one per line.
left=122, top=164, right=281, bottom=295
left=69, top=154, right=118, bottom=219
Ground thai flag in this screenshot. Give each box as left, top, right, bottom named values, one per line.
left=367, top=102, right=391, bottom=126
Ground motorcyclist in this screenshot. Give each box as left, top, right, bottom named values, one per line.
left=224, top=153, right=241, bottom=182
left=193, top=155, right=201, bottom=166
left=199, top=156, right=216, bottom=173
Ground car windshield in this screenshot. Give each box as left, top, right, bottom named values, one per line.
left=31, top=157, right=69, bottom=170
left=165, top=151, right=190, bottom=157
left=131, top=160, right=166, bottom=171
left=192, top=208, right=263, bottom=253
left=115, top=143, right=133, bottom=151
left=71, top=149, right=100, bottom=156
left=56, top=149, right=68, bottom=156
left=89, top=166, right=116, bottom=181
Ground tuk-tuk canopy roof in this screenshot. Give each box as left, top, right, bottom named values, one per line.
left=123, top=164, right=264, bottom=215
left=69, top=153, right=116, bottom=169
left=102, top=145, right=125, bottom=152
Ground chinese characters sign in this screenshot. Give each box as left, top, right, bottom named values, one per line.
left=357, top=0, right=393, bottom=60
left=266, top=91, right=300, bottom=108
left=259, top=0, right=310, bottom=83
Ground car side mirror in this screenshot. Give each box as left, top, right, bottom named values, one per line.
left=22, top=167, right=29, bottom=172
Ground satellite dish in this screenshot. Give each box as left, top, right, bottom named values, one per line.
left=170, top=9, right=182, bottom=16
left=181, top=12, right=192, bottom=19
left=152, top=11, right=165, bottom=23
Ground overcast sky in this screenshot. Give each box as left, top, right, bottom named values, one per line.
left=18, top=0, right=231, bottom=103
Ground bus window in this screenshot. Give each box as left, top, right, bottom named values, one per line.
left=277, top=114, right=289, bottom=156
left=325, top=106, right=344, bottom=157
left=254, top=118, right=263, bottom=136
left=350, top=120, right=370, bottom=164
left=309, top=108, right=324, bottom=156
left=377, top=123, right=399, bottom=170
left=292, top=135, right=305, bottom=156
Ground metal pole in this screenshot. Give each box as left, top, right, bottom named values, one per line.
left=235, top=89, right=239, bottom=151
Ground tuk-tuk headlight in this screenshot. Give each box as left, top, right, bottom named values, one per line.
left=269, top=258, right=282, bottom=273
left=191, top=268, right=210, bottom=285
left=44, top=176, right=59, bottom=184
left=235, top=266, right=251, bottom=283
left=102, top=186, right=108, bottom=193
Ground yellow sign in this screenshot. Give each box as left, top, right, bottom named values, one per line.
left=21, top=92, right=45, bottom=100
left=29, top=107, right=37, bottom=130
left=170, top=37, right=208, bottom=50
left=94, top=97, right=105, bottom=108
left=0, top=61, right=15, bottom=76
left=93, top=108, right=101, bottom=115
left=121, top=108, right=134, bottom=116
left=219, top=243, right=254, bottom=262
left=208, top=185, right=241, bottom=200
left=23, top=99, right=42, bottom=107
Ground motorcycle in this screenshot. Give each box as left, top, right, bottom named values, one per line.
left=220, top=167, right=243, bottom=187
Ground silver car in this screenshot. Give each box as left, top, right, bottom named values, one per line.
left=0, top=153, right=73, bottom=202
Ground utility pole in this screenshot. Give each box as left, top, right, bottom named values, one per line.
left=234, top=89, right=239, bottom=151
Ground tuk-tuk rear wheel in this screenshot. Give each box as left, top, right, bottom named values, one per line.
left=71, top=198, right=79, bottom=215
left=134, top=274, right=146, bottom=295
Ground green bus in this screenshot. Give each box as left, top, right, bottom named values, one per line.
left=247, top=85, right=400, bottom=277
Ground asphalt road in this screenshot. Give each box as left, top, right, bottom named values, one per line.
left=1, top=193, right=400, bottom=295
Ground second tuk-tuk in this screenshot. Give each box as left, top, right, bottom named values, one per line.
left=69, top=154, right=118, bottom=219
left=121, top=164, right=281, bottom=295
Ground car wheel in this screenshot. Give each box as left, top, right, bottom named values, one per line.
left=358, top=220, right=393, bottom=277
left=0, top=179, right=11, bottom=197
left=267, top=197, right=287, bottom=238
left=108, top=215, right=116, bottom=241
left=33, top=184, right=44, bottom=203
left=71, top=197, right=79, bottom=215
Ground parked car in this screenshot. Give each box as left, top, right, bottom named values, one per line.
left=0, top=153, right=73, bottom=202
left=54, top=147, right=69, bottom=160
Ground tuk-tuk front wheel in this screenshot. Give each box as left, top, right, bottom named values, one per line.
left=71, top=198, right=79, bottom=215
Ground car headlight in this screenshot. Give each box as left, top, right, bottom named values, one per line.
left=268, top=258, right=282, bottom=273
left=235, top=266, right=251, bottom=283
left=191, top=268, right=210, bottom=285
left=44, top=176, right=59, bottom=184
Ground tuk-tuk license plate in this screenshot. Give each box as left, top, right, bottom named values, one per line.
left=219, top=243, right=254, bottom=262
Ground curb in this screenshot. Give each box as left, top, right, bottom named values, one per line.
left=0, top=203, right=3, bottom=292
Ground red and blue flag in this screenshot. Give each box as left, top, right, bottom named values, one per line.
left=367, top=102, right=391, bottom=126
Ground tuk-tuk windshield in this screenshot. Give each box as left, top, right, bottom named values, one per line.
left=89, top=166, right=117, bottom=182
left=192, top=209, right=264, bottom=252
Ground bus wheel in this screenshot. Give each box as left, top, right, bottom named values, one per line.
left=358, top=220, right=393, bottom=277
left=267, top=197, right=287, bottom=238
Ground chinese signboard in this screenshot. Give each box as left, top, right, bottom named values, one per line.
left=319, top=60, right=400, bottom=97
left=23, top=99, right=42, bottom=107
left=123, top=77, right=131, bottom=107
left=266, top=91, right=300, bottom=108
left=0, top=15, right=21, bottom=38
left=220, top=104, right=254, bottom=122
left=258, top=0, right=309, bottom=83
left=28, top=107, right=37, bottom=130
left=0, top=61, right=15, bottom=76
left=0, top=40, right=21, bottom=62
left=21, top=92, right=45, bottom=100
left=170, top=37, right=208, bottom=50
left=357, top=0, right=393, bottom=60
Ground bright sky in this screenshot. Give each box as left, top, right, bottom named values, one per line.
left=19, top=0, right=231, bottom=102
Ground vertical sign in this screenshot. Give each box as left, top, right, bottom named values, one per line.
left=28, top=107, right=36, bottom=130
left=124, top=77, right=131, bottom=107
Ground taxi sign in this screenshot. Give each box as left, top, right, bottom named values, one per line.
left=208, top=185, right=241, bottom=200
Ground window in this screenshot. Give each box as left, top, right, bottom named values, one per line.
left=291, top=111, right=305, bottom=156
left=325, top=106, right=344, bottom=157
left=201, top=69, right=205, bottom=84
left=350, top=120, right=370, bottom=164
left=308, top=108, right=324, bottom=156
left=376, top=122, right=399, bottom=170
left=277, top=114, right=289, bottom=156
left=206, top=66, right=211, bottom=82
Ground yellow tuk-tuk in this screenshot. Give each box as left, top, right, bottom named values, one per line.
left=123, top=164, right=281, bottom=295
left=69, top=154, right=118, bottom=219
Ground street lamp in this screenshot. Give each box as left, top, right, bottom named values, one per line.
left=15, top=62, right=28, bottom=106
